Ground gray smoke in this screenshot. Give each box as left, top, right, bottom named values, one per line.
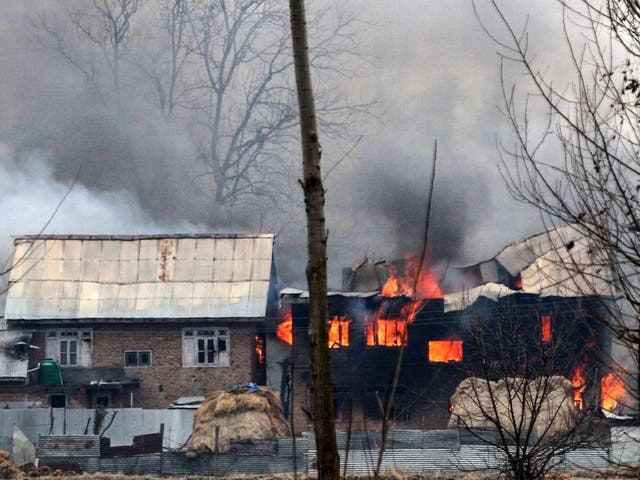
left=0, top=0, right=570, bottom=288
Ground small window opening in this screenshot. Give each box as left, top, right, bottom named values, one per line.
left=541, top=315, right=552, bottom=342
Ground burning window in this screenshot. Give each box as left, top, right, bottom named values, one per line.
left=277, top=308, right=293, bottom=345
left=541, top=315, right=552, bottom=342
left=366, top=318, right=407, bottom=346
left=328, top=316, right=350, bottom=348
left=601, top=371, right=626, bottom=411
left=428, top=340, right=463, bottom=363
left=255, top=335, right=265, bottom=364
left=572, top=366, right=586, bottom=410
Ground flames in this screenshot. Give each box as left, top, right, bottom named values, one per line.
left=328, top=315, right=351, bottom=348
left=381, top=255, right=443, bottom=299
left=428, top=340, right=463, bottom=362
left=367, top=255, right=442, bottom=347
left=255, top=335, right=265, bottom=364
left=277, top=308, right=352, bottom=349
left=572, top=366, right=586, bottom=410
left=540, top=315, right=552, bottom=342
left=277, top=308, right=293, bottom=345
left=601, top=371, right=627, bottom=412
left=276, top=256, right=443, bottom=349
left=366, top=318, right=407, bottom=346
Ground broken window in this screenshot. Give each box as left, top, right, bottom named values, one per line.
left=366, top=318, right=407, bottom=346
left=46, top=329, right=92, bottom=367
left=125, top=350, right=152, bottom=367
left=428, top=340, right=463, bottom=362
left=182, top=328, right=230, bottom=367
left=328, top=316, right=351, bottom=348
left=541, top=315, right=552, bottom=342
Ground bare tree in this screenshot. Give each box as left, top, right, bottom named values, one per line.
left=134, top=0, right=193, bottom=118
left=450, top=297, right=602, bottom=480
left=289, top=1, right=339, bottom=479
left=474, top=0, right=639, bottom=419
left=33, top=0, right=372, bottom=222
left=36, top=0, right=144, bottom=98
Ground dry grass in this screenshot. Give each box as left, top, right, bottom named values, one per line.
left=187, top=388, right=290, bottom=454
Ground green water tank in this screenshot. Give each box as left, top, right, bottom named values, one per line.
left=38, top=359, right=62, bottom=385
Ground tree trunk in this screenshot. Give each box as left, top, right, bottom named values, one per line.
left=289, top=1, right=339, bottom=479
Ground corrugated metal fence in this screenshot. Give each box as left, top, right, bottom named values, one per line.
left=36, top=430, right=615, bottom=476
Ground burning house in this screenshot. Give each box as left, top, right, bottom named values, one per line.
left=0, top=234, right=278, bottom=409
left=269, top=225, right=621, bottom=431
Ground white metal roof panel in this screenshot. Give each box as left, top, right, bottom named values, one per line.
left=5, top=234, right=275, bottom=320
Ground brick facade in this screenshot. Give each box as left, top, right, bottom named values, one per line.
left=91, top=323, right=260, bottom=408
left=3, top=322, right=263, bottom=409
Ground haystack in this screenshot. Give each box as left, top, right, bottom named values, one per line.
left=187, top=387, right=290, bottom=455
left=448, top=376, right=578, bottom=438
left=0, top=450, right=25, bottom=479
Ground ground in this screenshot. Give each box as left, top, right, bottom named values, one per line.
left=10, top=471, right=639, bottom=480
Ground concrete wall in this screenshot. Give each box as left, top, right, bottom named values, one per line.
left=0, top=408, right=194, bottom=454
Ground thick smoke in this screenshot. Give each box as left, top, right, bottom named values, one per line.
left=0, top=145, right=206, bottom=264
left=0, top=0, right=568, bottom=288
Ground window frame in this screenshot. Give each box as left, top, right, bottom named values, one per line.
left=124, top=350, right=153, bottom=368
left=46, top=329, right=92, bottom=367
left=182, top=328, right=230, bottom=367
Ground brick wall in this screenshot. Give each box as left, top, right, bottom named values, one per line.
left=91, top=323, right=259, bottom=408
left=2, top=322, right=262, bottom=409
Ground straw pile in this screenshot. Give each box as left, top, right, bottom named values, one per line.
left=448, top=376, right=578, bottom=438
left=187, top=387, right=290, bottom=455
left=0, top=450, right=24, bottom=479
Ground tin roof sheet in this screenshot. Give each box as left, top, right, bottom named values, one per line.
left=447, top=225, right=614, bottom=311
left=5, top=235, right=275, bottom=320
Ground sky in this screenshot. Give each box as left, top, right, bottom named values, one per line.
left=0, top=0, right=573, bottom=288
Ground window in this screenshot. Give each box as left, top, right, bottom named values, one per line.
left=49, top=393, right=66, bottom=408
left=541, top=315, right=552, bottom=342
left=428, top=340, right=463, bottom=362
left=182, top=328, right=230, bottom=367
left=366, top=318, right=407, bottom=346
left=124, top=350, right=152, bottom=367
left=328, top=316, right=351, bottom=348
left=46, top=330, right=92, bottom=367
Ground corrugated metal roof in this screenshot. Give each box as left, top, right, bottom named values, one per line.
left=444, top=283, right=523, bottom=313
left=281, top=288, right=379, bottom=299
left=446, top=225, right=614, bottom=311
left=5, top=235, right=275, bottom=320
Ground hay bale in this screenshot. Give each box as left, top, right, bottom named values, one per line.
left=448, top=376, right=578, bottom=438
left=0, top=450, right=25, bottom=479
left=188, top=387, right=290, bottom=454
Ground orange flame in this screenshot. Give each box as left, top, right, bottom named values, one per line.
left=601, top=371, right=627, bottom=411
left=381, top=255, right=443, bottom=299
left=328, top=315, right=351, bottom=348
left=255, top=335, right=265, bottom=364
left=428, top=340, right=463, bottom=362
left=572, top=366, right=586, bottom=410
left=277, top=308, right=293, bottom=345
left=366, top=256, right=443, bottom=347
left=540, top=315, right=552, bottom=342
left=366, top=318, right=407, bottom=346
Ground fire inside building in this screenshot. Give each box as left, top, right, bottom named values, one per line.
left=267, top=225, right=628, bottom=431
left=0, top=226, right=631, bottom=434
